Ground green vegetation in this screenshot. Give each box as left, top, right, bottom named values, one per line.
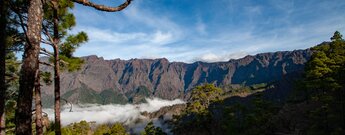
left=1, top=0, right=343, bottom=132
left=188, top=83, right=222, bottom=113
left=297, top=31, right=345, bottom=134
left=45, top=120, right=90, bottom=135
left=173, top=83, right=278, bottom=134
left=93, top=124, right=110, bottom=135
left=100, top=89, right=128, bottom=105
left=221, top=83, right=274, bottom=98
left=141, top=121, right=167, bottom=135
left=1, top=0, right=131, bottom=133
left=127, top=86, right=152, bottom=103
left=4, top=51, right=20, bottom=135
left=60, top=84, right=128, bottom=106
left=222, top=94, right=279, bottom=134
left=45, top=121, right=129, bottom=135
left=108, top=123, right=128, bottom=135
left=93, top=123, right=128, bottom=135
left=171, top=31, right=345, bottom=135
left=173, top=83, right=222, bottom=134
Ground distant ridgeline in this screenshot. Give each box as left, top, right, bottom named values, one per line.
left=41, top=47, right=314, bottom=107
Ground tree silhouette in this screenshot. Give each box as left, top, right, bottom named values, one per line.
left=302, top=31, right=345, bottom=134
left=0, top=0, right=8, bottom=134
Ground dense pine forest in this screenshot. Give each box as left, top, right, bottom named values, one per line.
left=1, top=0, right=345, bottom=134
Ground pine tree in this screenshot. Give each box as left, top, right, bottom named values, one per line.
left=331, top=31, right=343, bottom=42
left=142, top=122, right=166, bottom=135
left=12, top=0, right=132, bottom=134
left=41, top=0, right=88, bottom=133
left=110, top=123, right=128, bottom=135
left=188, top=83, right=223, bottom=113
left=0, top=1, right=25, bottom=133
left=93, top=124, right=110, bottom=135
left=4, top=53, right=20, bottom=135
left=302, top=31, right=345, bottom=134
left=0, top=0, right=8, bottom=134
left=13, top=0, right=44, bottom=133
left=173, top=84, right=222, bottom=134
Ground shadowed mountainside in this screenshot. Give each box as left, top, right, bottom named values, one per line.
left=41, top=49, right=312, bottom=106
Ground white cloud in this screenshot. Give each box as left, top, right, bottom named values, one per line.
left=44, top=98, right=185, bottom=126
left=72, top=1, right=189, bottom=61
left=192, top=52, right=248, bottom=62
left=199, top=53, right=218, bottom=62
left=73, top=26, right=188, bottom=61
left=75, top=27, right=174, bottom=45
left=80, top=27, right=146, bottom=43
left=71, top=0, right=345, bottom=63
left=151, top=31, right=173, bottom=44
left=122, top=2, right=184, bottom=40
left=74, top=13, right=345, bottom=63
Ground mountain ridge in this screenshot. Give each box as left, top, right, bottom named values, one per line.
left=41, top=49, right=313, bottom=105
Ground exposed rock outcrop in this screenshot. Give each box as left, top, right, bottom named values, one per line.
left=41, top=49, right=312, bottom=105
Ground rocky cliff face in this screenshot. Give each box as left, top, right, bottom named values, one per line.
left=41, top=49, right=312, bottom=105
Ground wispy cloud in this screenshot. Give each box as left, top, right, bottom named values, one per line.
left=73, top=26, right=188, bottom=60
left=195, top=17, right=207, bottom=35
left=71, top=0, right=345, bottom=63
left=192, top=52, right=248, bottom=63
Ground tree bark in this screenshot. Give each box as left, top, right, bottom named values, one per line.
left=34, top=70, right=43, bottom=135
left=53, top=44, right=61, bottom=135
left=15, top=0, right=43, bottom=134
left=52, top=1, right=61, bottom=134
left=0, top=0, right=8, bottom=134
left=73, top=0, right=132, bottom=12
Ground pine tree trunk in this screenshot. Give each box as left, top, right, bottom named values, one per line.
left=53, top=44, right=61, bottom=135
left=15, top=0, right=43, bottom=134
left=0, top=0, right=7, bottom=134
left=52, top=1, right=61, bottom=134
left=35, top=70, right=43, bottom=135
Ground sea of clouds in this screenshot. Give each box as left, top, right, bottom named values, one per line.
left=43, top=98, right=185, bottom=126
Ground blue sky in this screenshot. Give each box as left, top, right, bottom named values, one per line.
left=71, top=0, right=345, bottom=63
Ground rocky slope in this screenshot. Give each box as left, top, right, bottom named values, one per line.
left=41, top=49, right=312, bottom=105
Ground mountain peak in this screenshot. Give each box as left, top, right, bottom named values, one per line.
left=42, top=49, right=313, bottom=104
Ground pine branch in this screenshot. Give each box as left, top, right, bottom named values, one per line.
left=72, top=0, right=132, bottom=12
left=40, top=48, right=53, bottom=56
left=41, top=39, right=53, bottom=46
left=10, top=2, right=30, bottom=46
left=42, top=25, right=55, bottom=46
left=39, top=48, right=70, bottom=66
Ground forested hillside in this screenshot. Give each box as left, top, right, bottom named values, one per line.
left=170, top=31, right=345, bottom=135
